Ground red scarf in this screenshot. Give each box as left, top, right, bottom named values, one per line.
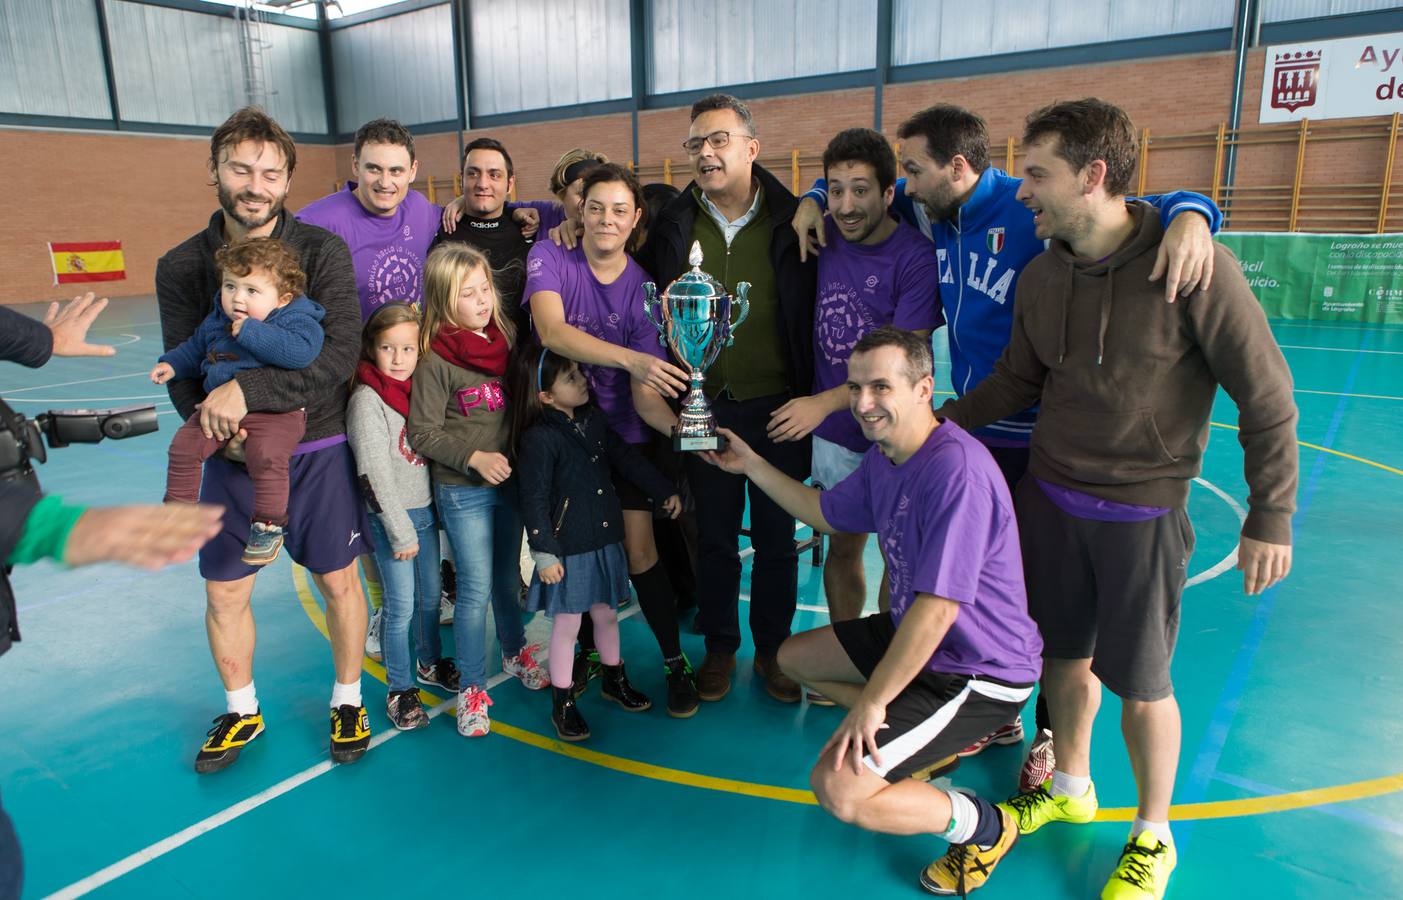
left=356, top=360, right=413, bottom=418
left=430, top=322, right=509, bottom=376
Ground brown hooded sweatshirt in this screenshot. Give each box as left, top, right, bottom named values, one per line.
left=938, top=201, right=1298, bottom=545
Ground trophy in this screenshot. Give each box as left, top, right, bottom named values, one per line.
left=643, top=241, right=750, bottom=451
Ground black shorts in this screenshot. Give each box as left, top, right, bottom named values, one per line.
left=1015, top=476, right=1195, bottom=702
left=833, top=614, right=1033, bottom=784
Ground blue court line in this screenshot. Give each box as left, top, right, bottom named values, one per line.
left=1176, top=330, right=1372, bottom=846
left=1212, top=771, right=1403, bottom=837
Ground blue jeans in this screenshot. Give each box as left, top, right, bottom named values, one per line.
left=436, top=481, right=527, bottom=689
left=367, top=506, right=443, bottom=692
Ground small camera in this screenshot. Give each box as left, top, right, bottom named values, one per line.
left=0, top=401, right=159, bottom=490
left=43, top=405, right=159, bottom=447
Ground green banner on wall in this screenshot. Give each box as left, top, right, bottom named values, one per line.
left=1216, top=233, right=1403, bottom=325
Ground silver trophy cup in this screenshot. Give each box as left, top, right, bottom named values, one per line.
left=643, top=241, right=750, bottom=451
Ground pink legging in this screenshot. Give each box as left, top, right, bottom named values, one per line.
left=549, top=603, right=620, bottom=689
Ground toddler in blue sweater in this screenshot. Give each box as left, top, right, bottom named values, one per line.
left=151, top=237, right=325, bottom=565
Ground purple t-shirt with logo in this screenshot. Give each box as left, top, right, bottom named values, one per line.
left=523, top=241, right=666, bottom=444
left=819, top=420, right=1043, bottom=684
left=813, top=218, right=942, bottom=453
left=296, top=183, right=441, bottom=321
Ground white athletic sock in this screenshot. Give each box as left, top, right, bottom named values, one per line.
left=1050, top=769, right=1091, bottom=799
left=1131, top=817, right=1174, bottom=847
left=938, top=789, right=979, bottom=844
left=225, top=681, right=257, bottom=716
left=330, top=679, right=362, bottom=710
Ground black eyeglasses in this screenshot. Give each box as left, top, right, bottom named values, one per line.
left=682, top=130, right=753, bottom=155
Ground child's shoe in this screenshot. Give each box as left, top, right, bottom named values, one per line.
left=551, top=686, right=590, bottom=741
left=364, top=608, right=384, bottom=662
left=242, top=522, right=285, bottom=566
left=503, top=643, right=549, bottom=690
left=570, top=647, right=601, bottom=699
left=386, top=689, right=429, bottom=730
left=600, top=662, right=651, bottom=712
left=456, top=685, right=492, bottom=737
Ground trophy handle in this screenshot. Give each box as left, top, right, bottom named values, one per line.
left=642, top=282, right=665, bottom=346
left=727, top=282, right=751, bottom=346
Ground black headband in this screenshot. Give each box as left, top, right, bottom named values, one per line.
left=562, top=159, right=604, bottom=186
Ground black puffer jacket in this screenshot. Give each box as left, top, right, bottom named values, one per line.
left=517, top=405, right=674, bottom=562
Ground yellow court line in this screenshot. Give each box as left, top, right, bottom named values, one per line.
left=293, top=565, right=1403, bottom=823
left=1209, top=421, right=1403, bottom=477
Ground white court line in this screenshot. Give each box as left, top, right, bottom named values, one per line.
left=4, top=394, right=170, bottom=403
left=1295, top=388, right=1403, bottom=402
left=1185, top=476, right=1246, bottom=588
left=45, top=601, right=638, bottom=900
left=1, top=371, right=151, bottom=393
left=1278, top=344, right=1403, bottom=356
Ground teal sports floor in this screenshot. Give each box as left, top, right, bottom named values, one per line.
left=3, top=295, right=1401, bottom=899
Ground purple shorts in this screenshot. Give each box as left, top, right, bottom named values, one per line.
left=198, top=437, right=373, bottom=581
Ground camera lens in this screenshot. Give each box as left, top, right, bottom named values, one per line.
left=102, top=415, right=131, bottom=439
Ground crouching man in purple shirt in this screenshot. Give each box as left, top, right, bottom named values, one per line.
left=703, top=326, right=1043, bottom=895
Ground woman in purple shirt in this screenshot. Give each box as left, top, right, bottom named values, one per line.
left=524, top=163, right=700, bottom=717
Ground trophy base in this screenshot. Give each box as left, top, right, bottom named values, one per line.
left=674, top=431, right=726, bottom=453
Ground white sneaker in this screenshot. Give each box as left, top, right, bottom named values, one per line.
left=439, top=591, right=454, bottom=625
left=456, top=686, right=492, bottom=737
left=365, top=608, right=384, bottom=661
left=502, top=643, right=548, bottom=690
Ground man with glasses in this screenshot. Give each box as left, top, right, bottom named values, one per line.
left=636, top=94, right=815, bottom=705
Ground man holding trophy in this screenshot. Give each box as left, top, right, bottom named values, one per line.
left=637, top=93, right=816, bottom=705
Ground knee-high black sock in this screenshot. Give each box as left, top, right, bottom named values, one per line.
left=629, top=561, right=682, bottom=660
left=1034, top=692, right=1051, bottom=733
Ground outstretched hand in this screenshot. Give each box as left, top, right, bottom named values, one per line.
left=64, top=503, right=225, bottom=570
left=45, top=291, right=115, bottom=357
left=699, top=427, right=757, bottom=474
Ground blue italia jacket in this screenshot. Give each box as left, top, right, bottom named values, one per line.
left=159, top=294, right=326, bottom=395
left=807, top=170, right=1221, bottom=444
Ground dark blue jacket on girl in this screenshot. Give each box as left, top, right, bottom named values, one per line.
left=518, top=404, right=675, bottom=566
left=159, top=294, right=325, bottom=394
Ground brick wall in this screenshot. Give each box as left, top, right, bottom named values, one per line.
left=5, top=46, right=1397, bottom=305
left=3, top=128, right=338, bottom=306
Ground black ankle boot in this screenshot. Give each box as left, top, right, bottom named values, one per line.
left=600, top=663, right=652, bottom=712
left=570, top=648, right=600, bottom=700
left=551, top=686, right=590, bottom=741
left=664, top=655, right=699, bottom=719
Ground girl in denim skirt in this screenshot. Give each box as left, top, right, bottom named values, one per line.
left=511, top=346, right=681, bottom=741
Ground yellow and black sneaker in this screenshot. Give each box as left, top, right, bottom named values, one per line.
left=194, top=709, right=264, bottom=774
left=330, top=704, right=370, bottom=764
left=920, top=806, right=1018, bottom=896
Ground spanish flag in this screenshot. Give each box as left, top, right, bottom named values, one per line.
left=49, top=241, right=126, bottom=285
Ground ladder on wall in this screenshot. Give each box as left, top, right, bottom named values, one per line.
left=235, top=1, right=274, bottom=109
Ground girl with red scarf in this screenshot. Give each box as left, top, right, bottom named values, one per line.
left=347, top=303, right=455, bottom=730
left=408, top=244, right=547, bottom=739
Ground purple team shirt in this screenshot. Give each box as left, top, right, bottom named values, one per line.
left=812, top=218, right=942, bottom=453
left=819, top=420, right=1043, bottom=684
left=523, top=241, right=666, bottom=444
left=297, top=183, right=441, bottom=321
